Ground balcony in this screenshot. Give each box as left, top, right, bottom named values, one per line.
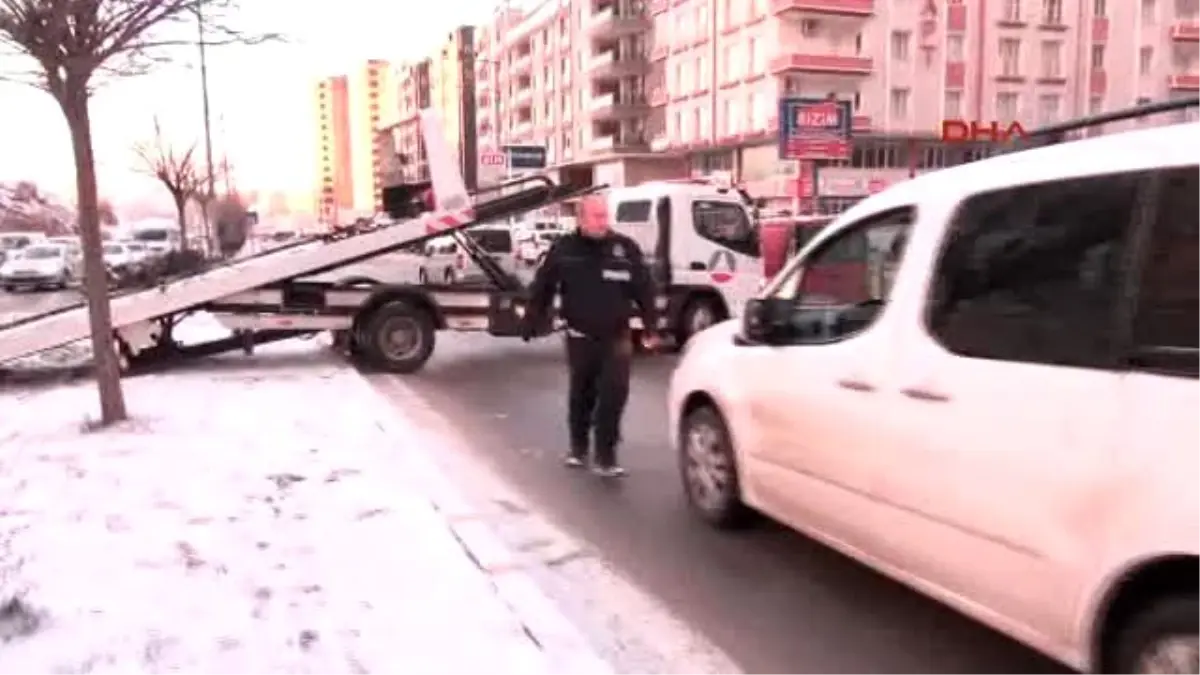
left=590, top=133, right=650, bottom=154
left=588, top=50, right=650, bottom=79
left=1170, top=20, right=1200, bottom=42
left=1168, top=73, right=1200, bottom=91
left=589, top=92, right=650, bottom=120
left=588, top=8, right=652, bottom=39
left=770, top=53, right=873, bottom=75
left=510, top=51, right=534, bottom=74
left=513, top=83, right=535, bottom=106
left=512, top=119, right=535, bottom=141
left=771, top=0, right=873, bottom=18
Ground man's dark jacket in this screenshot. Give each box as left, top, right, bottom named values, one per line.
left=523, top=231, right=658, bottom=339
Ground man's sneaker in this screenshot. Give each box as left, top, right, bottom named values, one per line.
left=564, top=455, right=585, bottom=468
left=592, top=464, right=626, bottom=478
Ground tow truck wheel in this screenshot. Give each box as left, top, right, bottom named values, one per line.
left=676, top=296, right=723, bottom=347
left=359, top=300, right=435, bottom=374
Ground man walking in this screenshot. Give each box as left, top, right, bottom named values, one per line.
left=521, top=194, right=660, bottom=477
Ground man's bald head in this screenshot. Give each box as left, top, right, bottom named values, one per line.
left=578, top=194, right=611, bottom=238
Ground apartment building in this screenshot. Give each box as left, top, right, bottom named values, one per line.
left=475, top=0, right=685, bottom=190
left=384, top=59, right=433, bottom=184
left=646, top=0, right=1199, bottom=211
left=347, top=59, right=397, bottom=212
left=429, top=27, right=481, bottom=190
left=313, top=76, right=354, bottom=224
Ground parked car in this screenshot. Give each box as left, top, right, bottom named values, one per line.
left=418, top=226, right=520, bottom=284
left=0, top=242, right=82, bottom=291
left=668, top=122, right=1198, bottom=674
left=0, top=231, right=46, bottom=266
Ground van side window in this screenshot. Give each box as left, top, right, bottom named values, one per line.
left=927, top=171, right=1141, bottom=370
left=1129, top=166, right=1198, bottom=378
left=615, top=200, right=652, bottom=222
left=692, top=200, right=756, bottom=257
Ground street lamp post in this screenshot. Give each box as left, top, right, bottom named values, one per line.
left=196, top=5, right=217, bottom=255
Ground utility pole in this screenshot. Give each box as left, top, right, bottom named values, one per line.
left=197, top=4, right=217, bottom=255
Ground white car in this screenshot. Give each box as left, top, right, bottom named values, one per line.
left=668, top=122, right=1198, bottom=674
left=418, top=226, right=520, bottom=285
left=102, top=242, right=142, bottom=273
left=0, top=242, right=81, bottom=291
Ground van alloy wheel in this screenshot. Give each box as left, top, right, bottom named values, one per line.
left=678, top=405, right=751, bottom=528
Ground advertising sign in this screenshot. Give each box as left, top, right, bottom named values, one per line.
left=504, top=144, right=547, bottom=170
left=778, top=97, right=853, bottom=161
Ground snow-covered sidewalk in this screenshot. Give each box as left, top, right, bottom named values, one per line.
left=0, top=341, right=611, bottom=673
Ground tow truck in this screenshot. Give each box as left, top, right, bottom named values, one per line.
left=0, top=111, right=603, bottom=375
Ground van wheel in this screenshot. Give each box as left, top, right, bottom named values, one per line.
left=1108, top=596, right=1198, bottom=674
left=359, top=300, right=436, bottom=374
left=443, top=269, right=456, bottom=285
left=676, top=296, right=723, bottom=347
left=679, top=405, right=752, bottom=529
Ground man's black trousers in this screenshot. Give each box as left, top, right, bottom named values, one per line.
left=565, top=331, right=632, bottom=467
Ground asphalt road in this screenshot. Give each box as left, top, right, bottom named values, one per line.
left=388, top=333, right=1071, bottom=674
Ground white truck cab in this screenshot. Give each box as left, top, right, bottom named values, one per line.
left=668, top=119, right=1199, bottom=674
left=607, top=179, right=761, bottom=345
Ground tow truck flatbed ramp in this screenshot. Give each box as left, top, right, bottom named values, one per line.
left=0, top=110, right=599, bottom=370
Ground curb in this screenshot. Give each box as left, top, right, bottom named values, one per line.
left=352, top=372, right=615, bottom=675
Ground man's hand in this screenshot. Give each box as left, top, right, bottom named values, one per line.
left=640, top=331, right=662, bottom=352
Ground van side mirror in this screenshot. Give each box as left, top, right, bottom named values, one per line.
left=740, top=297, right=792, bottom=344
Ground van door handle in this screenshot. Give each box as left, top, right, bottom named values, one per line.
left=901, top=387, right=950, bottom=403
left=689, top=261, right=706, bottom=270
left=837, top=379, right=876, bottom=393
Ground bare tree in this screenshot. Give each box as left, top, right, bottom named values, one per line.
left=0, top=0, right=272, bottom=425
left=133, top=118, right=208, bottom=251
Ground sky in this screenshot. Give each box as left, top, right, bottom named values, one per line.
left=0, top=0, right=498, bottom=210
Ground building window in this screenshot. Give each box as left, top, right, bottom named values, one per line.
left=997, top=91, right=1020, bottom=118
left=1003, top=0, right=1022, bottom=21
left=1093, top=0, right=1106, bottom=15
left=947, top=34, right=965, bottom=61
left=1041, top=40, right=1062, bottom=77
left=890, top=87, right=910, bottom=118
left=747, top=36, right=761, bottom=73
left=1037, top=93, right=1061, bottom=123
left=1139, top=46, right=1154, bottom=75
left=945, top=90, right=963, bottom=117
left=1044, top=0, right=1063, bottom=23
left=891, top=30, right=911, bottom=61
left=1142, top=0, right=1156, bottom=20
left=1091, top=44, right=1105, bottom=69
left=1089, top=96, right=1104, bottom=113
left=1000, top=38, right=1021, bottom=76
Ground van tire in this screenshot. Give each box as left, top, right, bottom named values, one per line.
left=358, top=300, right=436, bottom=374
left=679, top=405, right=753, bottom=529
left=1107, top=595, right=1198, bottom=674
left=676, top=296, right=723, bottom=347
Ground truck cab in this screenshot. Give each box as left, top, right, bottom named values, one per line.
left=607, top=179, right=762, bottom=345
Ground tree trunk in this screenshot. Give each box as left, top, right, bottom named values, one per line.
left=62, top=83, right=128, bottom=425
left=173, top=194, right=190, bottom=252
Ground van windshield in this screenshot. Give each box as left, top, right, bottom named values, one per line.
left=469, top=229, right=513, bottom=253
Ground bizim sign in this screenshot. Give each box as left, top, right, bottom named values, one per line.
left=504, top=145, right=547, bottom=171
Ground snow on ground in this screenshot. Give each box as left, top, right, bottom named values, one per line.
left=0, top=340, right=610, bottom=673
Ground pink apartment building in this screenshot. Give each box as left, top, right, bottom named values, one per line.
left=475, top=0, right=1198, bottom=211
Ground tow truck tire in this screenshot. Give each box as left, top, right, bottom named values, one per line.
left=675, top=296, right=723, bottom=347
left=359, top=300, right=435, bottom=374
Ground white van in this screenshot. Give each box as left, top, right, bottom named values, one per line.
left=129, top=222, right=182, bottom=256
left=417, top=225, right=519, bottom=285
left=668, top=121, right=1199, bottom=674
left=607, top=179, right=762, bottom=345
